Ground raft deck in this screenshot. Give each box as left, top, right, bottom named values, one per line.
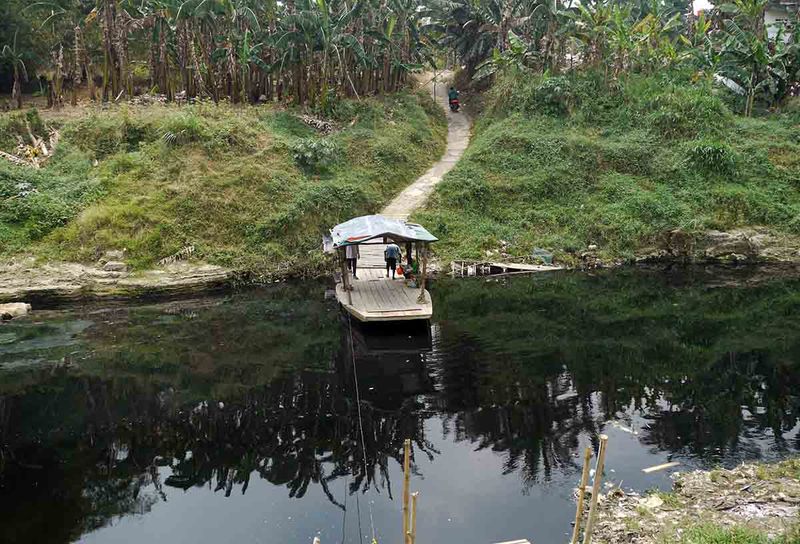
left=336, top=244, right=432, bottom=322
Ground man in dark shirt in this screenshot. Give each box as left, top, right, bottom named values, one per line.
left=384, top=243, right=401, bottom=279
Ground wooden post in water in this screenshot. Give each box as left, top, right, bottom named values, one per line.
left=417, top=244, right=428, bottom=304
left=582, top=435, right=609, bottom=544
left=339, top=248, right=353, bottom=305
left=403, top=439, right=412, bottom=544
left=570, top=447, right=593, bottom=544
left=409, top=492, right=419, bottom=544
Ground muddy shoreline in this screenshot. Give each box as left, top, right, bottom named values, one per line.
left=2, top=256, right=800, bottom=306
left=2, top=225, right=800, bottom=305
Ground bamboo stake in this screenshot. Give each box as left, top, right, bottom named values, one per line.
left=582, top=434, right=609, bottom=544
left=417, top=244, right=428, bottom=304
left=409, top=492, right=419, bottom=544
left=570, top=447, right=593, bottom=544
left=403, top=438, right=411, bottom=544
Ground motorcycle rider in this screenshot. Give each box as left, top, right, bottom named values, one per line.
left=448, top=86, right=459, bottom=110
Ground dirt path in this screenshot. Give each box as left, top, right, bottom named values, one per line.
left=381, top=71, right=471, bottom=221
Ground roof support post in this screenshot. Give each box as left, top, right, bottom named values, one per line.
left=417, top=243, right=428, bottom=304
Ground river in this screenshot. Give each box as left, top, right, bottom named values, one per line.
left=1, top=266, right=799, bottom=544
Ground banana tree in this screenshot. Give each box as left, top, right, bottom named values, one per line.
left=530, top=0, right=573, bottom=73
left=679, top=10, right=720, bottom=77
left=718, top=19, right=788, bottom=115
left=565, top=1, right=614, bottom=69
left=1, top=30, right=29, bottom=109
left=473, top=29, right=535, bottom=79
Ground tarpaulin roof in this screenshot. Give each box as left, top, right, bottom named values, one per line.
left=328, top=215, right=438, bottom=248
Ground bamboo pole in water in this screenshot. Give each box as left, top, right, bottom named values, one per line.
left=570, top=447, right=593, bottom=544
left=582, top=435, right=609, bottom=544
left=410, top=492, right=419, bottom=544
left=403, top=439, right=412, bottom=544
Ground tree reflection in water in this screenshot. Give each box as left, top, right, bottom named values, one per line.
left=1, top=266, right=800, bottom=542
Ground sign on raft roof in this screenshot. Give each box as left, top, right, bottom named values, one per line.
left=327, top=215, right=438, bottom=249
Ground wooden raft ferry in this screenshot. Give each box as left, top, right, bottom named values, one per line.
left=325, top=215, right=437, bottom=322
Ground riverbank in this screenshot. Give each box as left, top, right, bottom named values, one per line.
left=414, top=70, right=800, bottom=268
left=0, top=90, right=446, bottom=302
left=592, top=459, right=800, bottom=543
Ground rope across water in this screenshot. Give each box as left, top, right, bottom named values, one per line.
left=347, top=314, right=378, bottom=544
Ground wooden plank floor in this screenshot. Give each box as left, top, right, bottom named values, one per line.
left=336, top=267, right=432, bottom=322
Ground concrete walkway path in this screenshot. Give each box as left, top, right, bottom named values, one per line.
left=381, top=72, right=471, bottom=221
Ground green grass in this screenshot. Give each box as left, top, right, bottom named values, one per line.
left=0, top=91, right=446, bottom=274
left=754, top=458, right=800, bottom=480
left=415, top=69, right=800, bottom=265
left=656, top=491, right=684, bottom=509
left=673, top=525, right=800, bottom=544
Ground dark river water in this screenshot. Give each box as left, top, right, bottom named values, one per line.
left=1, top=266, right=800, bottom=544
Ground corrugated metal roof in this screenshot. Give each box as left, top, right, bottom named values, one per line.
left=329, top=215, right=438, bottom=248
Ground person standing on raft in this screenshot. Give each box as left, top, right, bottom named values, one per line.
left=346, top=244, right=360, bottom=279
left=384, top=242, right=401, bottom=279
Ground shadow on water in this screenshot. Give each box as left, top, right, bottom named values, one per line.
left=1, top=266, right=800, bottom=543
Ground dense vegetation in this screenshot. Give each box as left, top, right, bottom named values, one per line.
left=413, top=0, right=800, bottom=264
left=0, top=92, right=445, bottom=272
left=417, top=70, right=800, bottom=263
left=1, top=0, right=435, bottom=109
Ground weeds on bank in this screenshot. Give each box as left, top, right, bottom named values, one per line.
left=416, top=70, right=800, bottom=265
left=0, top=91, right=446, bottom=273
left=674, top=525, right=800, bottom=544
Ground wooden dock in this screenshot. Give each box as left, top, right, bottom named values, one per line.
left=336, top=243, right=432, bottom=322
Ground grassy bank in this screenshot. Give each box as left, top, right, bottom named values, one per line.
left=0, top=92, right=446, bottom=275
left=415, top=70, right=800, bottom=265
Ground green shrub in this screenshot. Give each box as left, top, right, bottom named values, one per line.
left=0, top=161, right=102, bottom=251
left=0, top=109, right=48, bottom=152
left=291, top=138, right=339, bottom=169
left=488, top=72, right=578, bottom=117
left=646, top=88, right=731, bottom=138
left=160, top=112, right=209, bottom=147
left=532, top=76, right=578, bottom=115
left=686, top=140, right=739, bottom=177
left=66, top=116, right=127, bottom=158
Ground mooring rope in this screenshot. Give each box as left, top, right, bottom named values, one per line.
left=347, top=313, right=378, bottom=544
left=341, top=473, right=349, bottom=544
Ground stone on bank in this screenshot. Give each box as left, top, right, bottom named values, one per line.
left=0, top=302, right=31, bottom=320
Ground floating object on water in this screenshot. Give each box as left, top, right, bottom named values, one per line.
left=606, top=420, right=639, bottom=435
left=642, top=461, right=680, bottom=474
left=532, top=247, right=554, bottom=265
left=556, top=390, right=578, bottom=402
